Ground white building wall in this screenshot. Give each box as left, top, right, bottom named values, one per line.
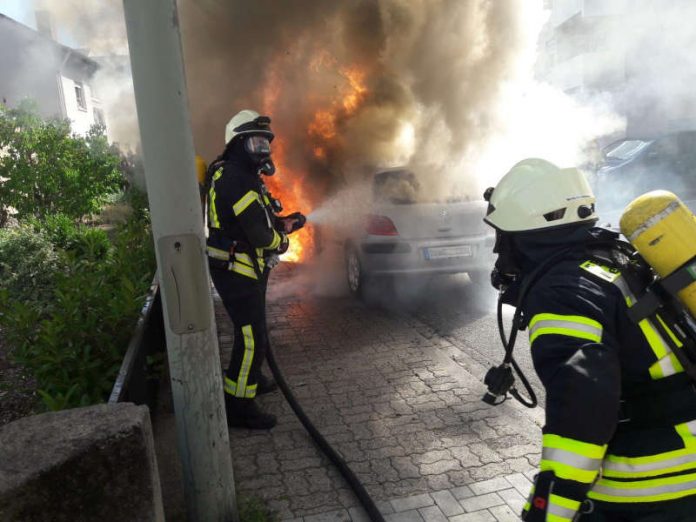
left=59, top=75, right=99, bottom=136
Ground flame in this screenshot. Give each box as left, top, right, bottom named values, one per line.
left=340, top=66, right=368, bottom=113
left=262, top=54, right=370, bottom=263
left=263, top=138, right=314, bottom=264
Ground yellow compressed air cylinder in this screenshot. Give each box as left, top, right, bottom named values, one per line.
left=195, top=154, right=207, bottom=186
left=620, top=190, right=696, bottom=319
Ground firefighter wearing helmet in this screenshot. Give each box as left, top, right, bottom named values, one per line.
left=484, top=158, right=696, bottom=521
left=206, top=109, right=305, bottom=429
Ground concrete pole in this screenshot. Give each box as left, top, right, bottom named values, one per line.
left=121, top=1, right=237, bottom=520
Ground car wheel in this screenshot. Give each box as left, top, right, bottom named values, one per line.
left=345, top=245, right=367, bottom=297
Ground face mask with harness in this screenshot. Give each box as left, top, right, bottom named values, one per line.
left=482, top=189, right=696, bottom=410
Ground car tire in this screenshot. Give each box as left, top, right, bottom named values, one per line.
left=345, top=245, right=368, bottom=298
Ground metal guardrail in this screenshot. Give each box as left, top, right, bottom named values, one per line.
left=108, top=276, right=165, bottom=410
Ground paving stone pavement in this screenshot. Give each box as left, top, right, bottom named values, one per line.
left=210, top=264, right=542, bottom=521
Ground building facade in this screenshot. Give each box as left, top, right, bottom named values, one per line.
left=0, top=12, right=106, bottom=137
left=538, top=0, right=696, bottom=138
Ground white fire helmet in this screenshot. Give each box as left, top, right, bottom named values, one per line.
left=484, top=158, right=597, bottom=232
left=224, top=109, right=274, bottom=145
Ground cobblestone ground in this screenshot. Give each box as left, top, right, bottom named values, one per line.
left=217, top=264, right=543, bottom=521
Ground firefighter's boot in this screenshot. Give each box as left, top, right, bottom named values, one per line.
left=225, top=396, right=277, bottom=430
left=257, top=372, right=278, bottom=395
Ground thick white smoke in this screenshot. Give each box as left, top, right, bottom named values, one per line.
left=179, top=0, right=623, bottom=205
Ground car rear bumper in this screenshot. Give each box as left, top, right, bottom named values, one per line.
left=359, top=234, right=495, bottom=275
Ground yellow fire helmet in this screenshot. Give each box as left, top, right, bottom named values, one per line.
left=484, top=158, right=598, bottom=232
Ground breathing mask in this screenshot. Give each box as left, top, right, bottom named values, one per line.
left=245, top=135, right=276, bottom=176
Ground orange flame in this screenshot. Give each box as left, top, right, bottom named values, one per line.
left=340, top=66, right=368, bottom=113
left=262, top=54, right=370, bottom=263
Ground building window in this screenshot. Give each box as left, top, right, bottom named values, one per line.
left=74, top=82, right=87, bottom=111
left=94, top=108, right=105, bottom=127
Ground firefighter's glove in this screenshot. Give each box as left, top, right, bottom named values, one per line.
left=276, top=233, right=289, bottom=255
left=267, top=254, right=281, bottom=269
left=522, top=472, right=588, bottom=522
left=521, top=471, right=554, bottom=521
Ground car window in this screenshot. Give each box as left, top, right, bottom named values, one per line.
left=373, top=170, right=420, bottom=204
left=604, top=140, right=650, bottom=160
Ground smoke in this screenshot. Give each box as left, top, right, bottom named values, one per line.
left=179, top=0, right=622, bottom=205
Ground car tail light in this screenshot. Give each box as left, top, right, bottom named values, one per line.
left=365, top=214, right=399, bottom=236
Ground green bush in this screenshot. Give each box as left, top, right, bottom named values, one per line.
left=0, top=214, right=156, bottom=410
left=29, top=213, right=111, bottom=261
left=0, top=225, right=66, bottom=304
left=30, top=213, right=77, bottom=249
left=0, top=101, right=123, bottom=224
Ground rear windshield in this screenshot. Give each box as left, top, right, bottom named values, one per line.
left=373, top=170, right=420, bottom=204
left=604, top=140, right=651, bottom=161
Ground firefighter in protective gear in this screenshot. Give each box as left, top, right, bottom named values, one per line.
left=484, top=158, right=696, bottom=521
left=207, top=109, right=305, bottom=430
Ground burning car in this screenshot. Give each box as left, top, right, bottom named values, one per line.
left=317, top=168, right=495, bottom=297
left=593, top=131, right=696, bottom=227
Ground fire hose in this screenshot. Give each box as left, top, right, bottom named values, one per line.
left=265, top=344, right=386, bottom=522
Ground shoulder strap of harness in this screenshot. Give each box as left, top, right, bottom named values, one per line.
left=581, top=240, right=696, bottom=383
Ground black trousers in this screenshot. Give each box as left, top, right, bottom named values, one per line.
left=210, top=266, right=269, bottom=400
left=581, top=495, right=696, bottom=521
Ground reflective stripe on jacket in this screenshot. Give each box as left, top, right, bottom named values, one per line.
left=522, top=257, right=696, bottom=519
left=206, top=160, right=284, bottom=279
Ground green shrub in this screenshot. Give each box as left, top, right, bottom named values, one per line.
left=0, top=215, right=156, bottom=410
left=0, top=225, right=66, bottom=304
left=30, top=213, right=76, bottom=249
left=29, top=213, right=112, bottom=262
left=0, top=102, right=123, bottom=224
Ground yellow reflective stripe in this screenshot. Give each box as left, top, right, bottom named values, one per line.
left=647, top=314, right=685, bottom=378
left=234, top=325, right=256, bottom=398
left=676, top=420, right=696, bottom=448
left=639, top=318, right=668, bottom=359
left=649, top=351, right=683, bottom=379
left=208, top=169, right=223, bottom=227
left=540, top=460, right=598, bottom=483
left=550, top=494, right=580, bottom=511
left=657, top=314, right=684, bottom=348
left=542, top=447, right=603, bottom=472
left=580, top=260, right=621, bottom=283
left=224, top=376, right=256, bottom=398
left=529, top=314, right=603, bottom=345
left=543, top=434, right=606, bottom=459
left=547, top=493, right=579, bottom=522
left=590, top=471, right=696, bottom=503
left=604, top=426, right=696, bottom=478
left=263, top=194, right=270, bottom=205
left=207, top=246, right=229, bottom=260
left=235, top=252, right=254, bottom=267
left=233, top=190, right=260, bottom=216
left=231, top=262, right=258, bottom=280
left=541, top=434, right=605, bottom=484
left=609, top=274, right=683, bottom=380
left=263, top=229, right=282, bottom=250
left=547, top=514, right=572, bottom=522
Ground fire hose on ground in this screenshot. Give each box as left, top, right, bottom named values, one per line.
left=265, top=342, right=386, bottom=522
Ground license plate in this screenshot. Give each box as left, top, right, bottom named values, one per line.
left=424, top=245, right=472, bottom=260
